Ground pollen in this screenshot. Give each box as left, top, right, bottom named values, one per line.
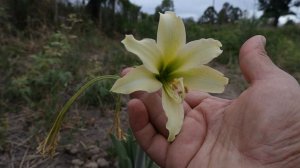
left=165, top=77, right=186, bottom=103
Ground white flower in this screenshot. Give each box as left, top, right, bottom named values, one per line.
left=111, top=12, right=228, bottom=142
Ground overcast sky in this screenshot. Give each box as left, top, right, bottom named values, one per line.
left=129, top=0, right=300, bottom=24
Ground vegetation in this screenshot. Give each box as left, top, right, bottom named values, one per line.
left=0, top=0, right=299, bottom=167
left=258, top=0, right=298, bottom=27
left=110, top=130, right=159, bottom=168
left=198, top=3, right=244, bottom=24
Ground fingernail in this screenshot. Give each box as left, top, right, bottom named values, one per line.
left=260, top=35, right=266, bottom=46
left=121, top=68, right=132, bottom=76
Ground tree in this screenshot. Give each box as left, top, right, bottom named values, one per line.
left=86, top=0, right=101, bottom=22
left=85, top=0, right=117, bottom=31
left=85, top=0, right=142, bottom=34
left=217, top=2, right=243, bottom=24
left=5, top=0, right=60, bottom=30
left=198, top=6, right=218, bottom=24
left=116, top=0, right=141, bottom=33
left=159, top=0, right=174, bottom=12
left=258, top=0, right=295, bottom=27
left=217, top=2, right=231, bottom=24
left=154, top=0, right=174, bottom=21
left=229, top=7, right=243, bottom=22
left=295, top=0, right=300, bottom=7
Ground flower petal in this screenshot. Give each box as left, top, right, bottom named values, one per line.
left=157, top=12, right=186, bottom=63
left=162, top=88, right=184, bottom=142
left=175, top=38, right=222, bottom=72
left=122, top=35, right=161, bottom=74
left=175, top=65, right=228, bottom=93
left=110, top=66, right=162, bottom=94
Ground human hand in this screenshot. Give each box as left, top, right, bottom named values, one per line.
left=126, top=35, right=300, bottom=168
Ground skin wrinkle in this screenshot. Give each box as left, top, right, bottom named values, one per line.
left=230, top=92, right=273, bottom=164
left=184, top=116, right=206, bottom=168
left=241, top=136, right=294, bottom=166
left=192, top=97, right=225, bottom=168
left=135, top=123, right=156, bottom=149
left=211, top=119, right=252, bottom=168
left=197, top=92, right=284, bottom=168
left=185, top=91, right=210, bottom=108
left=272, top=116, right=300, bottom=148
left=278, top=121, right=300, bottom=146
left=167, top=109, right=206, bottom=168
left=183, top=102, right=192, bottom=114
left=189, top=105, right=210, bottom=168
left=197, top=96, right=260, bottom=168
left=266, top=123, right=300, bottom=165
left=207, top=121, right=222, bottom=168
left=210, top=110, right=233, bottom=167
left=230, top=84, right=300, bottom=166
left=238, top=143, right=269, bottom=167
left=145, top=133, right=168, bottom=166
left=244, top=88, right=300, bottom=165
left=284, top=152, right=300, bottom=168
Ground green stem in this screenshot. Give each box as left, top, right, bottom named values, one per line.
left=38, top=75, right=119, bottom=156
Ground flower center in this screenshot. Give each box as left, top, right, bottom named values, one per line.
left=155, top=61, right=179, bottom=83
left=164, top=77, right=186, bottom=103
left=156, top=65, right=172, bottom=83
left=155, top=62, right=188, bottom=103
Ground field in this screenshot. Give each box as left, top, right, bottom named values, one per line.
left=1, top=11, right=300, bottom=167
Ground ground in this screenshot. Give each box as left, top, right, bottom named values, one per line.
left=0, top=64, right=247, bottom=168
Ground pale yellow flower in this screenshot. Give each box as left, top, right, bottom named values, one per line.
left=111, top=11, right=228, bottom=142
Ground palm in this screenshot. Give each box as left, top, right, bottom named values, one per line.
left=127, top=36, right=300, bottom=168
left=186, top=71, right=300, bottom=168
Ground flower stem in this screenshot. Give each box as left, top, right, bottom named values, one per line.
left=38, top=75, right=119, bottom=156
left=110, top=94, right=126, bottom=140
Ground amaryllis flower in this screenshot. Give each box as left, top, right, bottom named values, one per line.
left=111, top=11, right=228, bottom=142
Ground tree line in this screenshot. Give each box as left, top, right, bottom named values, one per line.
left=0, top=0, right=299, bottom=35
left=198, top=2, right=244, bottom=24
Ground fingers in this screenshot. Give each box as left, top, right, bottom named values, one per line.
left=136, top=92, right=169, bottom=137
left=165, top=108, right=207, bottom=168
left=239, top=35, right=278, bottom=83
left=127, top=99, right=150, bottom=132
left=195, top=97, right=231, bottom=123
left=120, top=67, right=132, bottom=76
left=127, top=98, right=207, bottom=168
left=131, top=91, right=196, bottom=135
left=127, top=99, right=169, bottom=166
left=184, top=91, right=210, bottom=108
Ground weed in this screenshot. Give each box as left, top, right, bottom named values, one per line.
left=110, top=130, right=159, bottom=168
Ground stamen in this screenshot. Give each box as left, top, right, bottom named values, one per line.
left=164, top=78, right=186, bottom=103
left=184, top=86, right=188, bottom=93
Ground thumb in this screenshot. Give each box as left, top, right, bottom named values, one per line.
left=239, top=35, right=278, bottom=83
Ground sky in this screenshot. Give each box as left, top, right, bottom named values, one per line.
left=129, top=0, right=300, bottom=24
